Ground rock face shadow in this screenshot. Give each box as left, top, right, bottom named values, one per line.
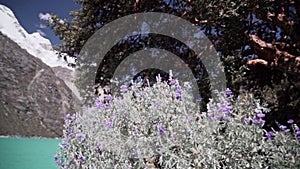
left=0, top=32, right=79, bottom=138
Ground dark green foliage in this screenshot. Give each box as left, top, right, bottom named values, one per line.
left=49, top=0, right=300, bottom=127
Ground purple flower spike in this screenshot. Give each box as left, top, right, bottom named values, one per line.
left=120, top=85, right=128, bottom=93
left=244, top=118, right=250, bottom=124
left=252, top=118, right=259, bottom=124
left=224, top=102, right=232, bottom=114
left=54, top=156, right=61, bottom=164
left=157, top=125, right=165, bottom=134
left=106, top=95, right=113, bottom=101
left=96, top=143, right=102, bottom=152
left=67, top=129, right=74, bottom=138
left=226, top=88, right=233, bottom=96
left=279, top=125, right=287, bottom=131
left=61, top=141, right=69, bottom=148
left=279, top=125, right=290, bottom=133
left=106, top=119, right=113, bottom=128
left=132, top=126, right=137, bottom=131
left=94, top=99, right=104, bottom=109
left=287, top=119, right=294, bottom=124
left=78, top=133, right=85, bottom=142
left=64, top=114, right=71, bottom=120
left=77, top=155, right=85, bottom=163
left=256, top=113, right=265, bottom=118
left=258, top=118, right=265, bottom=124
left=176, top=85, right=182, bottom=95
left=175, top=85, right=183, bottom=101
left=168, top=79, right=176, bottom=85
left=218, top=101, right=232, bottom=115
left=132, top=150, right=138, bottom=158
left=104, top=103, right=110, bottom=110
left=254, top=108, right=262, bottom=114
left=156, top=74, right=162, bottom=82
left=265, top=131, right=276, bottom=139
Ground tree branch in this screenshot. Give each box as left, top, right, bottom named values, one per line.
left=247, top=34, right=300, bottom=73
left=253, top=5, right=300, bottom=47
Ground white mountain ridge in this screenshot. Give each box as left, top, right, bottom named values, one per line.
left=0, top=4, right=75, bottom=69
left=0, top=4, right=82, bottom=100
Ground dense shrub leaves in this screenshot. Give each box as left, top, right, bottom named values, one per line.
left=55, top=80, right=300, bottom=168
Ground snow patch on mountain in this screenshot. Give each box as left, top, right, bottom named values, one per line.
left=0, top=4, right=75, bottom=69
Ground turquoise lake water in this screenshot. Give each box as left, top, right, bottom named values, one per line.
left=0, top=137, right=61, bottom=169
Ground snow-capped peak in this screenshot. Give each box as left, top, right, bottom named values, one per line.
left=0, top=4, right=74, bottom=69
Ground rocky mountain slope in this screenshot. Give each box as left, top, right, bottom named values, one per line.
left=0, top=4, right=81, bottom=138
left=0, top=32, right=78, bottom=137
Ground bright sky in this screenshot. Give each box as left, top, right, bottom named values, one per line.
left=0, top=0, right=80, bottom=45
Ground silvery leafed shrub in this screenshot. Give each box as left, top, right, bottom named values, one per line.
left=55, top=79, right=300, bottom=169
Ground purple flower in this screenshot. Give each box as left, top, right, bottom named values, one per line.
left=168, top=79, right=176, bottom=85
left=218, top=101, right=232, bottom=114
left=244, top=118, right=250, bottom=124
left=132, top=126, right=137, bottom=131
left=279, top=125, right=290, bottom=133
left=132, top=150, right=138, bottom=158
left=252, top=118, right=261, bottom=124
left=104, top=103, right=110, bottom=110
left=94, top=99, right=104, bottom=109
left=64, top=114, right=71, bottom=120
left=96, top=143, right=102, bottom=152
left=224, top=116, right=231, bottom=122
left=252, top=117, right=265, bottom=124
left=156, top=74, right=162, bottom=82
left=265, top=131, right=276, bottom=139
left=54, top=156, right=61, bottom=164
left=197, top=96, right=202, bottom=102
left=106, top=95, right=113, bottom=101
left=61, top=141, right=69, bottom=148
left=258, top=118, right=265, bottom=124
left=106, top=119, right=113, bottom=128
left=256, top=113, right=265, bottom=118
left=78, top=133, right=85, bottom=142
left=67, top=128, right=74, bottom=138
left=226, top=88, right=233, bottom=96
left=74, top=118, right=79, bottom=125
left=287, top=119, right=294, bottom=124
left=157, top=125, right=165, bottom=134
left=175, top=85, right=182, bottom=101
left=176, top=85, right=182, bottom=94
left=77, top=155, right=85, bottom=163
left=254, top=108, right=262, bottom=114
left=279, top=125, right=287, bottom=130
left=120, top=85, right=128, bottom=93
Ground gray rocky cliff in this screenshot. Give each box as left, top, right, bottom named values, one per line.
left=0, top=32, right=78, bottom=138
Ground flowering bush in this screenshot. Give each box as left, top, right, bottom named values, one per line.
left=55, top=78, right=300, bottom=168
